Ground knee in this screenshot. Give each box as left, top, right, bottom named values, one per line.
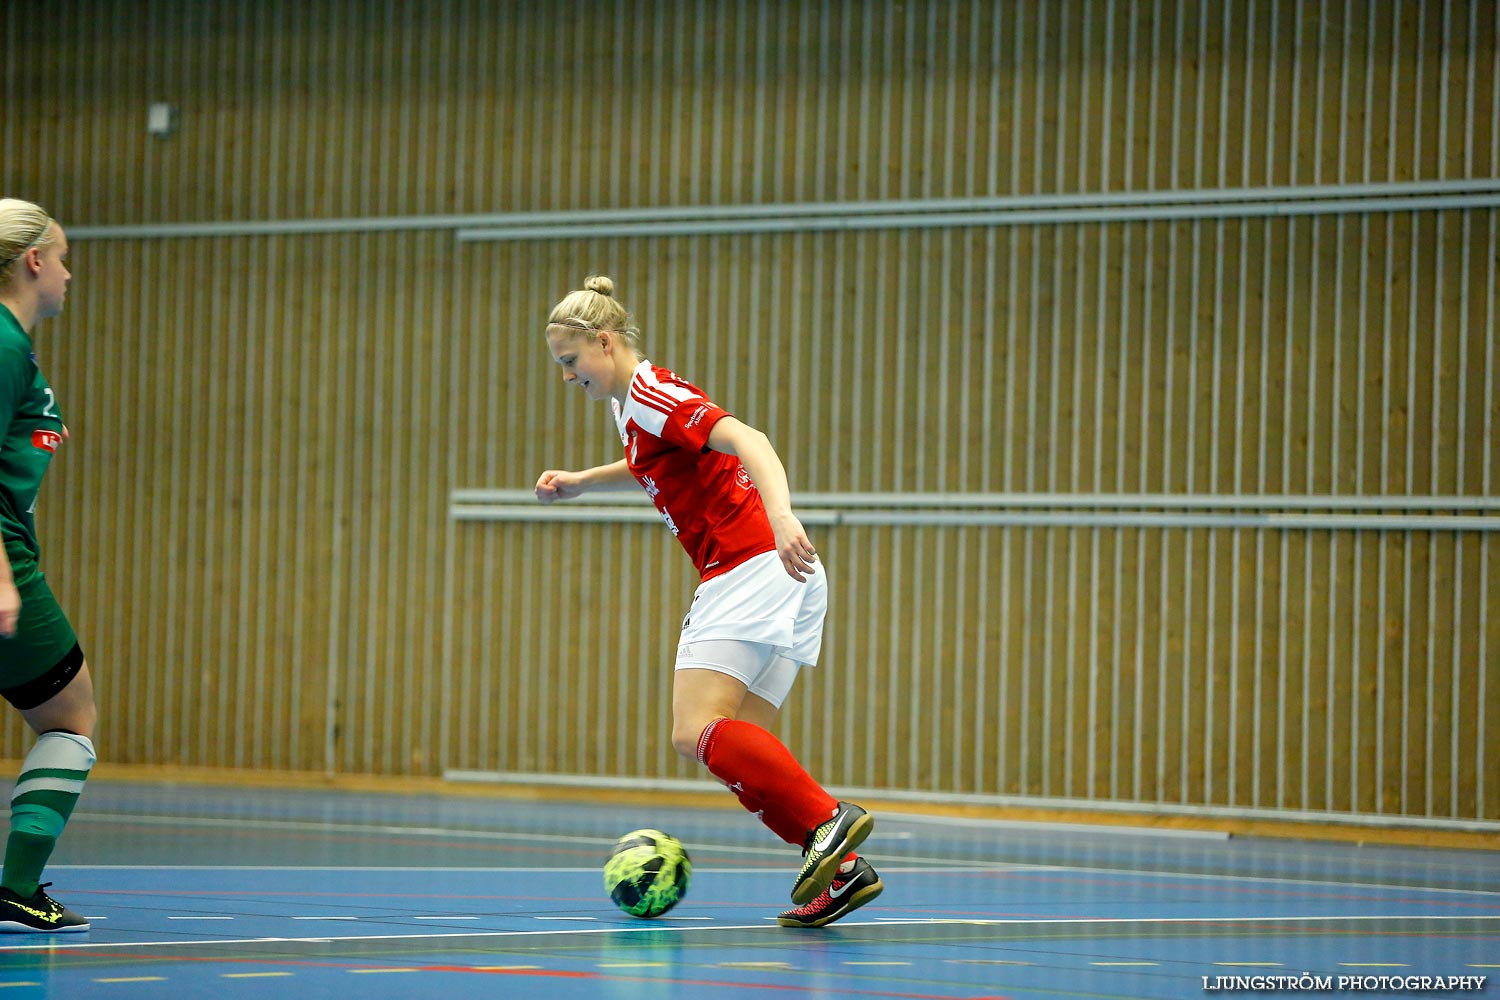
left=671, top=713, right=736, bottom=763
left=672, top=711, right=733, bottom=762
left=73, top=701, right=98, bottom=739
left=60, top=681, right=97, bottom=739
left=670, top=721, right=705, bottom=762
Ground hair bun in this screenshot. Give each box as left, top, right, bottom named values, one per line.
left=583, top=274, right=615, bottom=297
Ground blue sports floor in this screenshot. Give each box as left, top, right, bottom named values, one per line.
left=0, top=779, right=1495, bottom=998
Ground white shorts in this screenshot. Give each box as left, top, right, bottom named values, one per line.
left=674, top=551, right=829, bottom=707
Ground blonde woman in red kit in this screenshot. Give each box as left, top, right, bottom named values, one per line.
left=535, top=275, right=882, bottom=927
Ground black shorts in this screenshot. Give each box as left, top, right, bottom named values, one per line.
left=0, top=641, right=84, bottom=710
left=0, top=554, right=83, bottom=708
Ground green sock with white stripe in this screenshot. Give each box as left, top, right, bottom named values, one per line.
left=2, top=731, right=96, bottom=898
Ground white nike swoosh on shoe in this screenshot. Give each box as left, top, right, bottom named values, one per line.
left=829, top=878, right=857, bottom=898
left=812, top=810, right=845, bottom=852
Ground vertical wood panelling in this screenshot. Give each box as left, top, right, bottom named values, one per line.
left=1, top=2, right=1494, bottom=822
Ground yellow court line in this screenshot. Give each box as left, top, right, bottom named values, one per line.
left=223, top=972, right=295, bottom=979
left=1215, top=963, right=1284, bottom=967
left=717, top=962, right=794, bottom=969
left=0, top=985, right=41, bottom=989
left=1468, top=965, right=1500, bottom=968
left=599, top=963, right=666, bottom=968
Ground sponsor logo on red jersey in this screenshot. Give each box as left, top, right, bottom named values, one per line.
left=31, top=429, right=62, bottom=453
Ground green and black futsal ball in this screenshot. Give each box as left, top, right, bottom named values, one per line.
left=603, top=829, right=691, bottom=918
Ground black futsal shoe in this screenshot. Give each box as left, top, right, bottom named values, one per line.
left=0, top=883, right=90, bottom=933
left=791, top=801, right=874, bottom=905
left=778, top=856, right=884, bottom=928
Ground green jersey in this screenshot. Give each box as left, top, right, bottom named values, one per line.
left=0, top=303, right=65, bottom=564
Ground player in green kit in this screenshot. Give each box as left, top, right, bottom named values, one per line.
left=0, top=198, right=95, bottom=932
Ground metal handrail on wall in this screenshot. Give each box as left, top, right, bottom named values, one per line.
left=67, top=178, right=1500, bottom=241
left=448, top=487, right=1500, bottom=833
left=450, top=489, right=1500, bottom=531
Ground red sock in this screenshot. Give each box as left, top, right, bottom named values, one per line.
left=697, top=718, right=837, bottom=846
left=716, top=774, right=807, bottom=846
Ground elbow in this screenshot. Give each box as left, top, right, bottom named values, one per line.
left=743, top=427, right=772, bottom=455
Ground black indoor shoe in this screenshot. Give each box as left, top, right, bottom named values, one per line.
left=779, top=856, right=884, bottom=928
left=0, top=883, right=89, bottom=933
left=790, top=801, right=874, bottom=906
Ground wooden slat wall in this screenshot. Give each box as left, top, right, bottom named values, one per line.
left=1, top=0, right=1495, bottom=821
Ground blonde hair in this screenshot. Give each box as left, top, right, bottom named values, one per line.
left=546, top=275, right=643, bottom=357
left=0, top=198, right=57, bottom=290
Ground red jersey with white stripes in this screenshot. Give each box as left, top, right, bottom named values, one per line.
left=612, top=361, right=774, bottom=581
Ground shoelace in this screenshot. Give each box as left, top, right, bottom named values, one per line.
left=3, top=883, right=55, bottom=901
left=786, top=870, right=855, bottom=915
left=29, top=883, right=67, bottom=913
left=785, top=889, right=835, bottom=916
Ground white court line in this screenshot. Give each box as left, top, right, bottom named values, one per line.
left=51, top=864, right=1042, bottom=874
left=55, top=864, right=663, bottom=872
left=51, top=858, right=1500, bottom=899
left=0, top=913, right=1494, bottom=952
left=66, top=814, right=624, bottom=848
left=64, top=813, right=1023, bottom=869
left=61, top=814, right=1500, bottom=898
left=879, top=811, right=1229, bottom=841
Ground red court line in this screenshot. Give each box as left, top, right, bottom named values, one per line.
left=28, top=949, right=1009, bottom=999
left=992, top=870, right=1500, bottom=911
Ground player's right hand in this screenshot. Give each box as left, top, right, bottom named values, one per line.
left=769, top=511, right=818, bottom=582
left=0, top=582, right=19, bottom=638
left=534, top=469, right=583, bottom=503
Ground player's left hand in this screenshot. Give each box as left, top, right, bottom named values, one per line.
left=769, top=512, right=818, bottom=582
